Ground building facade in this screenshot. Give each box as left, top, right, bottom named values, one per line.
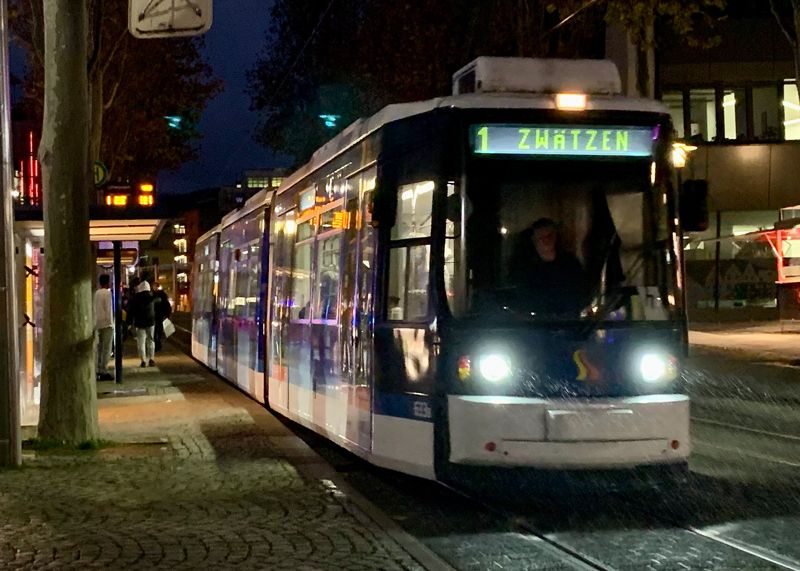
left=658, top=7, right=800, bottom=320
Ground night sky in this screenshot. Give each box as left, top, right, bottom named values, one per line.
left=157, top=0, right=288, bottom=195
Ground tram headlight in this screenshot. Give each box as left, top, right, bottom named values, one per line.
left=638, top=351, right=678, bottom=384
left=478, top=353, right=512, bottom=383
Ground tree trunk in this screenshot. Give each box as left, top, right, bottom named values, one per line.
left=89, top=72, right=102, bottom=165
left=37, top=0, right=98, bottom=444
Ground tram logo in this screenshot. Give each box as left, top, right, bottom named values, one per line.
left=573, top=349, right=601, bottom=381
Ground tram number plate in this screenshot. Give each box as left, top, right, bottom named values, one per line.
left=413, top=401, right=432, bottom=420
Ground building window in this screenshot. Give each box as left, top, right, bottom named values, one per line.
left=753, top=86, right=780, bottom=140
left=662, top=91, right=685, bottom=138
left=722, top=89, right=746, bottom=141
left=247, top=177, right=269, bottom=189
left=688, top=89, right=716, bottom=141
left=174, top=238, right=187, bottom=253
left=783, top=83, right=800, bottom=140
left=174, top=255, right=188, bottom=264
left=271, top=177, right=284, bottom=188
left=173, top=224, right=186, bottom=235
left=664, top=84, right=794, bottom=143
left=177, top=272, right=188, bottom=284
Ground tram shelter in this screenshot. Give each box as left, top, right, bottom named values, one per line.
left=13, top=212, right=165, bottom=419
left=693, top=214, right=800, bottom=325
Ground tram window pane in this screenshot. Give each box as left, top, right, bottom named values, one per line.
left=291, top=240, right=312, bottom=320
left=753, top=86, right=780, bottom=140
left=393, top=181, right=434, bottom=239
left=315, top=234, right=341, bottom=320
left=722, top=89, right=746, bottom=141
left=783, top=83, right=800, bottom=140
left=445, top=182, right=461, bottom=310
left=688, top=89, right=716, bottom=141
left=388, top=244, right=430, bottom=321
left=661, top=91, right=685, bottom=138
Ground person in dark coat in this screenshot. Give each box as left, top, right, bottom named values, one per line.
left=127, top=279, right=157, bottom=367
left=153, top=282, right=172, bottom=352
left=509, top=217, right=590, bottom=317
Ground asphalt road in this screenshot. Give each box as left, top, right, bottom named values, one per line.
left=170, top=317, right=800, bottom=570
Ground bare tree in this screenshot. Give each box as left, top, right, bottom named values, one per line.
left=770, top=0, right=800, bottom=97
left=37, top=0, right=98, bottom=443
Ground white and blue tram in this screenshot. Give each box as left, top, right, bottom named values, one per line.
left=192, top=58, right=703, bottom=482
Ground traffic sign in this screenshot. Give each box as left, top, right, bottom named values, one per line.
left=94, top=161, right=109, bottom=187
left=129, top=0, right=213, bottom=38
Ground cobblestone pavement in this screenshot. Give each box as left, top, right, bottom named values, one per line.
left=0, top=345, right=444, bottom=570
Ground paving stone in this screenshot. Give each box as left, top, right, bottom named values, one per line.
left=0, top=345, right=432, bottom=570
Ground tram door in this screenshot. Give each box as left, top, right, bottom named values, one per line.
left=341, top=169, right=376, bottom=450
left=268, top=210, right=294, bottom=413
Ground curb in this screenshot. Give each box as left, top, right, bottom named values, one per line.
left=272, top=437, right=457, bottom=571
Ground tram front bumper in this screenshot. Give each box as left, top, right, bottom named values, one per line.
left=448, top=394, right=690, bottom=469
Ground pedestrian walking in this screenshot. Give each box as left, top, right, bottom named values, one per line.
left=94, top=274, right=114, bottom=381
left=153, top=282, right=172, bottom=352
left=127, top=279, right=157, bottom=368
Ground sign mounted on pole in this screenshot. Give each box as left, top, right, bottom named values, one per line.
left=128, top=0, right=212, bottom=39
left=93, top=161, right=109, bottom=187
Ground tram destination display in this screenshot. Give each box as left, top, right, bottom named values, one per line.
left=472, top=124, right=654, bottom=157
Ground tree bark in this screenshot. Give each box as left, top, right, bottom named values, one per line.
left=89, top=71, right=102, bottom=164
left=37, top=0, right=98, bottom=443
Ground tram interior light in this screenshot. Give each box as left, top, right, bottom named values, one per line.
left=478, top=353, right=512, bottom=383
left=638, top=351, right=677, bottom=384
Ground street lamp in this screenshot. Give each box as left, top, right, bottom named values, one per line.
left=672, top=142, right=697, bottom=169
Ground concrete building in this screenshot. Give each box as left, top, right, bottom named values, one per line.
left=656, top=4, right=800, bottom=321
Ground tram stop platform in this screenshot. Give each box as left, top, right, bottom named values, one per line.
left=690, top=321, right=800, bottom=365
left=1, top=342, right=449, bottom=570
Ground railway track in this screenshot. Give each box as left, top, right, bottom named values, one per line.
left=170, top=326, right=800, bottom=570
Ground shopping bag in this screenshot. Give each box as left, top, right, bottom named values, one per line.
left=163, top=317, right=176, bottom=338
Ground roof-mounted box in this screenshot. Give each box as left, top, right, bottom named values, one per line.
left=452, top=57, right=622, bottom=96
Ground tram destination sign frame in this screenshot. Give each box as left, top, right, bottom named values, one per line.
left=471, top=124, right=655, bottom=157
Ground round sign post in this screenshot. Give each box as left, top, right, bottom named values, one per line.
left=94, top=161, right=109, bottom=187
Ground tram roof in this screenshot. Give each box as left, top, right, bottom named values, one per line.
left=219, top=186, right=274, bottom=230
left=278, top=92, right=669, bottom=196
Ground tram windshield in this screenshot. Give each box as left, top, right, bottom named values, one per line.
left=455, top=157, right=679, bottom=323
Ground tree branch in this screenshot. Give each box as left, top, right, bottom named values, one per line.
left=771, top=0, right=798, bottom=47
left=27, top=0, right=44, bottom=67
left=103, top=45, right=129, bottom=111
left=100, top=29, right=129, bottom=76
left=87, top=0, right=102, bottom=76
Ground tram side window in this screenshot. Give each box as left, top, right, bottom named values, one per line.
left=291, top=220, right=313, bottom=320
left=314, top=211, right=342, bottom=321
left=388, top=245, right=430, bottom=321
left=392, top=181, right=434, bottom=239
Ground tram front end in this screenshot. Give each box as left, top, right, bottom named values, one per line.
left=434, top=102, right=704, bottom=485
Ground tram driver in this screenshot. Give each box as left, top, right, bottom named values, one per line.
left=509, top=217, right=590, bottom=316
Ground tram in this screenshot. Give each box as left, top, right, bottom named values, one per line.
left=191, top=58, right=706, bottom=482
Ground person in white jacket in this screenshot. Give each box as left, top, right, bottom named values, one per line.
left=94, top=274, right=114, bottom=381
